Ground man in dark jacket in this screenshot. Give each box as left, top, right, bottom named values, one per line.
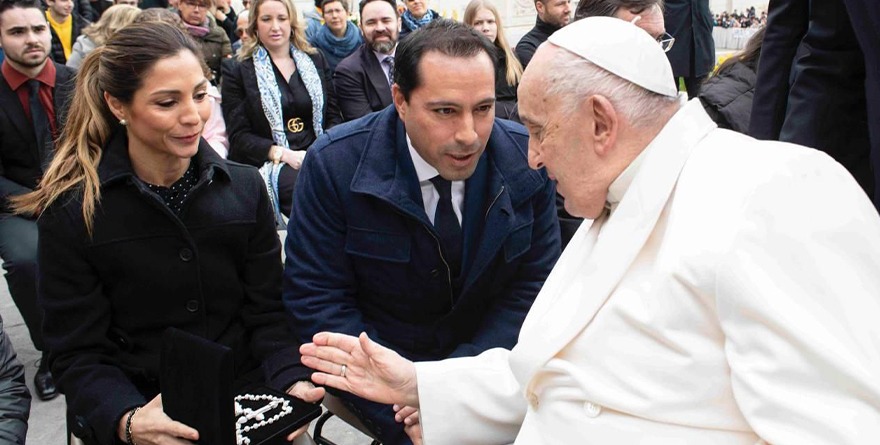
left=515, top=0, right=571, bottom=68
left=662, top=0, right=713, bottom=98
left=284, top=19, right=561, bottom=445
left=749, top=0, right=874, bottom=203
left=334, top=0, right=398, bottom=121
left=0, top=0, right=75, bottom=401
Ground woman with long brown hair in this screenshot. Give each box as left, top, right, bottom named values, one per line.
left=14, top=21, right=321, bottom=445
left=463, top=0, right=523, bottom=121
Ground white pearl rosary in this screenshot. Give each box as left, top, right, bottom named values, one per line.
left=234, top=393, right=294, bottom=445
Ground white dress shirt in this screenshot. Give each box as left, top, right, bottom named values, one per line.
left=407, top=135, right=464, bottom=225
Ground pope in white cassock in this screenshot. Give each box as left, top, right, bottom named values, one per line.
left=300, top=17, right=880, bottom=444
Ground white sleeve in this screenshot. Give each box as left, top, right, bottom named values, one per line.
left=416, top=348, right=526, bottom=445
left=716, top=153, right=880, bottom=444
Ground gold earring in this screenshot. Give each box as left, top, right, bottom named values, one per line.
left=119, top=119, right=127, bottom=126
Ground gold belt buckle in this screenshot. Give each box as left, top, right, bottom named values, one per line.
left=287, top=117, right=304, bottom=133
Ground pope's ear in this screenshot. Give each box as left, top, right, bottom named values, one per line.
left=589, top=95, right=618, bottom=157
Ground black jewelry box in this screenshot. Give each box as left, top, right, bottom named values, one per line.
left=161, top=328, right=322, bottom=445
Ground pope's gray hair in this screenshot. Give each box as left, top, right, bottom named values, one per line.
left=544, top=46, right=679, bottom=127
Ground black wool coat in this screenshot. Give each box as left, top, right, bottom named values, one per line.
left=38, top=132, right=308, bottom=445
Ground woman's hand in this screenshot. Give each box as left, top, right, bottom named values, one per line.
left=117, top=394, right=199, bottom=445
left=281, top=149, right=306, bottom=170
left=284, top=381, right=325, bottom=442
left=300, top=332, right=420, bottom=408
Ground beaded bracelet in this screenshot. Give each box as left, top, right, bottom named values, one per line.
left=125, top=406, right=142, bottom=445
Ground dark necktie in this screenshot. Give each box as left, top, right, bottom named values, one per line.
left=383, top=56, right=394, bottom=86
left=27, top=79, right=52, bottom=168
left=430, top=176, right=462, bottom=278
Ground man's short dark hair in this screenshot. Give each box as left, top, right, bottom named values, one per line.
left=574, top=0, right=660, bottom=20
left=394, top=18, right=498, bottom=101
left=358, top=0, right=396, bottom=20
left=0, top=0, right=45, bottom=21
left=321, top=0, right=347, bottom=12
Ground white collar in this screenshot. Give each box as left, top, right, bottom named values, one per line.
left=406, top=134, right=440, bottom=183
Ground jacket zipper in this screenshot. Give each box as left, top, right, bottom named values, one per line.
left=485, top=185, right=505, bottom=221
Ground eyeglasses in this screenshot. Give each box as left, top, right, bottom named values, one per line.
left=656, top=32, right=675, bottom=53
left=236, top=27, right=246, bottom=37
left=629, top=15, right=676, bottom=53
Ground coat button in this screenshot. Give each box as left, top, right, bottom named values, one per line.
left=430, top=269, right=439, bottom=278
left=583, top=402, right=601, bottom=418
left=185, top=300, right=200, bottom=312
left=179, top=248, right=193, bottom=262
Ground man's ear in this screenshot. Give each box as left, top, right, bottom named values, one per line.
left=103, top=91, right=126, bottom=123
left=588, top=95, right=618, bottom=157
left=534, top=0, right=545, bottom=17
left=392, top=83, right=407, bottom=122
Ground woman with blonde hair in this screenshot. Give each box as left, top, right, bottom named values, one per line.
left=463, top=0, right=523, bottom=121
left=222, top=0, right=341, bottom=222
left=14, top=20, right=322, bottom=445
left=65, top=4, right=141, bottom=70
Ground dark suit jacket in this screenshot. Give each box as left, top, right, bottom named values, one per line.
left=840, top=0, right=880, bottom=210
left=663, top=0, right=714, bottom=78
left=333, top=44, right=393, bottom=122
left=283, top=106, right=561, bottom=443
left=220, top=52, right=342, bottom=167
left=0, top=62, right=75, bottom=207
left=750, top=0, right=873, bottom=197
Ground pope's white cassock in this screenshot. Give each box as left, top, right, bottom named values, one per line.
left=414, top=97, right=880, bottom=444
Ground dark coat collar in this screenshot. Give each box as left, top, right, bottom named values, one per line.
left=533, top=16, right=562, bottom=35
left=350, top=106, right=544, bottom=219
left=97, top=129, right=231, bottom=186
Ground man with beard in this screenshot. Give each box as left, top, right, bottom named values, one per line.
left=334, top=0, right=399, bottom=121
left=0, top=0, right=75, bottom=401
left=284, top=19, right=560, bottom=445
left=515, top=0, right=571, bottom=68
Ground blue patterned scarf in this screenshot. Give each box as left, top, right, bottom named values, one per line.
left=253, top=43, right=325, bottom=226
left=311, top=22, right=363, bottom=70
left=402, top=8, right=435, bottom=32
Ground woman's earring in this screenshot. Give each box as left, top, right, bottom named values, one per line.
left=119, top=119, right=127, bottom=126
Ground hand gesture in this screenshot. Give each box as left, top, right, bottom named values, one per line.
left=300, top=332, right=419, bottom=408
left=284, top=381, right=325, bottom=442
left=117, top=394, right=199, bottom=445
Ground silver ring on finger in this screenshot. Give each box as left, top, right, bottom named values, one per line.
left=340, top=364, right=347, bottom=378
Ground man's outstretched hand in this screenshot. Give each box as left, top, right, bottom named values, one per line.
left=300, top=332, right=420, bottom=408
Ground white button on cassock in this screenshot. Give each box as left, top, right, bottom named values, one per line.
left=584, top=402, right=602, bottom=418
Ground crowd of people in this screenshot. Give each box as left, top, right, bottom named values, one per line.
left=713, top=6, right=766, bottom=28
left=0, top=0, right=877, bottom=444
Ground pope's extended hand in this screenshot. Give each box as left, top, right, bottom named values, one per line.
left=300, top=332, right=420, bottom=408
